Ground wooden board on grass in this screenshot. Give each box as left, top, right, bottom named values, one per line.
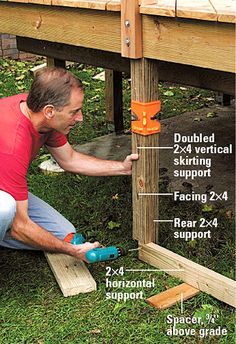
left=139, top=243, right=236, bottom=307
left=146, top=283, right=200, bottom=310
left=45, top=252, right=97, bottom=297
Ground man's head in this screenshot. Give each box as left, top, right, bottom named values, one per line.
left=27, top=67, right=84, bottom=134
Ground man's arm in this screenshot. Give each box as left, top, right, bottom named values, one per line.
left=47, top=142, right=138, bottom=176
left=10, top=200, right=99, bottom=261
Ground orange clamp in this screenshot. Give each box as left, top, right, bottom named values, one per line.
left=131, top=100, right=161, bottom=136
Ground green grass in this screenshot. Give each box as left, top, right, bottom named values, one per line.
left=0, top=58, right=235, bottom=344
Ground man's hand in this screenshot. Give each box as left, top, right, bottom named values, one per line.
left=70, top=241, right=100, bottom=262
left=121, top=153, right=139, bottom=175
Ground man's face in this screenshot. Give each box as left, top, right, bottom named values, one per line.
left=52, top=87, right=84, bottom=135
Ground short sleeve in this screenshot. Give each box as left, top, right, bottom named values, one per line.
left=0, top=153, right=28, bottom=201
left=45, top=131, right=68, bottom=148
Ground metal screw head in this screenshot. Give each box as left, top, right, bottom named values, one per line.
left=125, top=20, right=130, bottom=28
left=125, top=38, right=131, bottom=47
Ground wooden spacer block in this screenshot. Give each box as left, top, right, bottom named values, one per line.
left=146, top=283, right=200, bottom=310
left=45, top=252, right=97, bottom=297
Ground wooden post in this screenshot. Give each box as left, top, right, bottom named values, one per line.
left=131, top=58, right=159, bottom=243
left=47, top=57, right=66, bottom=68
left=121, top=0, right=142, bottom=58
left=105, top=69, right=124, bottom=134
left=215, top=92, right=231, bottom=106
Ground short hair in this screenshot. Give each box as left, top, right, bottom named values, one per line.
left=27, top=67, right=83, bottom=112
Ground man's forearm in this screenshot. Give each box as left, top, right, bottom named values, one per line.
left=11, top=217, right=100, bottom=261
left=48, top=142, right=138, bottom=176
left=67, top=152, right=124, bottom=176
left=11, top=217, right=74, bottom=255
left=61, top=151, right=136, bottom=176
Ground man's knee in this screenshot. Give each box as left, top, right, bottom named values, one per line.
left=0, top=191, right=16, bottom=221
left=48, top=215, right=76, bottom=240
left=57, top=221, right=76, bottom=240
left=0, top=191, right=16, bottom=240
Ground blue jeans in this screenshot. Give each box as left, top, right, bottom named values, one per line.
left=0, top=190, right=75, bottom=250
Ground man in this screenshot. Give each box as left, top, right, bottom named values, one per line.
left=0, top=67, right=138, bottom=262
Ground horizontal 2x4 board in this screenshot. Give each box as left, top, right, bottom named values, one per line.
left=139, top=243, right=236, bottom=307
left=45, top=252, right=96, bottom=297
left=142, top=15, right=235, bottom=73
left=0, top=3, right=121, bottom=53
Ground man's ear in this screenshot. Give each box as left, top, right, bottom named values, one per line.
left=43, top=105, right=55, bottom=120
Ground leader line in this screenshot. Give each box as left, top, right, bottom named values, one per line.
left=138, top=193, right=173, bottom=196
left=153, top=220, right=174, bottom=223
left=181, top=292, right=184, bottom=314
left=137, top=146, right=173, bottom=149
left=125, top=269, right=185, bottom=272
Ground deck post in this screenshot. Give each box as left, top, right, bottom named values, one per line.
left=105, top=69, right=124, bottom=134
left=46, top=57, right=66, bottom=68
left=131, top=58, right=160, bottom=243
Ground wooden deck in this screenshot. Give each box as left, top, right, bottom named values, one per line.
left=0, top=0, right=235, bottom=74
left=4, top=0, right=236, bottom=23
left=141, top=0, right=236, bottom=23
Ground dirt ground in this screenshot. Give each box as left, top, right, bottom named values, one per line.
left=76, top=102, right=235, bottom=210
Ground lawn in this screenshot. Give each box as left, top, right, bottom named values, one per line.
left=0, top=58, right=235, bottom=344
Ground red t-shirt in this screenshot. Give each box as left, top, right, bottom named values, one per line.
left=0, top=93, right=67, bottom=200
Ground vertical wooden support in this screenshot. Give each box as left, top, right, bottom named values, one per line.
left=131, top=58, right=159, bottom=243
left=121, top=0, right=142, bottom=58
left=46, top=57, right=66, bottom=68
left=215, top=92, right=231, bottom=106
left=105, top=69, right=124, bottom=134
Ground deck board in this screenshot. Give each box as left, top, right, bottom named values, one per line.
left=51, top=0, right=107, bottom=10
left=177, top=0, right=217, bottom=21
left=7, top=0, right=110, bottom=9
left=4, top=0, right=236, bottom=23
left=8, top=0, right=30, bottom=3
left=106, top=0, right=120, bottom=11
left=140, top=0, right=176, bottom=17
left=140, top=0, right=235, bottom=23
left=211, top=0, right=236, bottom=23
